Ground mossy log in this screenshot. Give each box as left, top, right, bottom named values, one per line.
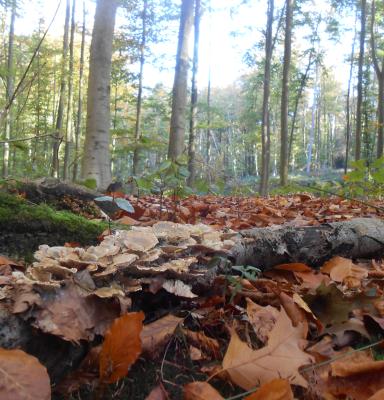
left=230, top=218, right=384, bottom=270
left=0, top=191, right=106, bottom=259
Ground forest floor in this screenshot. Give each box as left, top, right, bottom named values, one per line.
left=1, top=186, right=384, bottom=400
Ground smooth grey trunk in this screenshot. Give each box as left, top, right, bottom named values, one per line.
left=279, top=0, right=293, bottom=186
left=82, top=0, right=118, bottom=189
left=168, top=0, right=194, bottom=160
left=307, top=66, right=318, bottom=174
left=51, top=0, right=70, bottom=178
left=345, top=17, right=357, bottom=174
left=132, top=0, right=148, bottom=175
left=73, top=1, right=86, bottom=182
left=63, top=0, right=76, bottom=180
left=3, top=0, right=16, bottom=178
left=259, top=0, right=274, bottom=196
left=355, top=0, right=366, bottom=161
left=370, top=0, right=384, bottom=158
left=187, top=0, right=201, bottom=187
left=288, top=50, right=313, bottom=169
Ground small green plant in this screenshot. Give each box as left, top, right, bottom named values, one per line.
left=342, top=157, right=384, bottom=199
left=226, top=265, right=262, bottom=303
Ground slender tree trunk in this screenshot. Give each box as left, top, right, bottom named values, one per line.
left=206, top=70, right=211, bottom=181
left=280, top=0, right=293, bottom=186
left=345, top=16, right=357, bottom=174
left=371, top=0, right=384, bottom=158
left=63, top=0, right=76, bottom=180
left=73, top=1, right=86, bottom=182
left=82, top=0, right=118, bottom=189
left=3, top=0, right=16, bottom=178
left=168, top=0, right=194, bottom=160
left=132, top=0, right=148, bottom=175
left=259, top=0, right=274, bottom=196
left=307, top=65, right=318, bottom=174
left=355, top=0, right=366, bottom=162
left=288, top=50, right=312, bottom=166
left=187, top=0, right=201, bottom=187
left=51, top=0, right=70, bottom=178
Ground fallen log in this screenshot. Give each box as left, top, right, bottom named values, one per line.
left=230, top=218, right=384, bottom=270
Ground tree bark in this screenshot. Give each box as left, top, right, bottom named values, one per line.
left=3, top=0, right=16, bottom=178
left=280, top=0, right=293, bottom=187
left=259, top=0, right=274, bottom=196
left=187, top=0, right=201, bottom=187
left=82, top=0, right=118, bottom=190
left=51, top=0, right=70, bottom=178
left=132, top=0, right=148, bottom=176
left=63, top=0, right=76, bottom=180
left=168, top=0, right=194, bottom=160
left=355, top=0, right=366, bottom=162
left=230, top=218, right=384, bottom=270
left=72, top=1, right=86, bottom=182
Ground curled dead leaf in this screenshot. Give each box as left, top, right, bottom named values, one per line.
left=183, top=382, right=224, bottom=400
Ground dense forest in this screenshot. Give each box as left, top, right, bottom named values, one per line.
left=3, top=1, right=384, bottom=400
left=0, top=0, right=382, bottom=195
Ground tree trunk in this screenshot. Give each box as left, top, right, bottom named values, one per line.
left=288, top=50, right=312, bottom=168
left=51, top=0, right=70, bottom=178
left=82, top=0, right=118, bottom=190
left=167, top=0, right=194, bottom=160
left=132, top=0, right=148, bottom=176
left=73, top=1, right=86, bottom=182
left=355, top=0, right=366, bottom=162
left=345, top=16, right=357, bottom=174
left=3, top=0, right=16, bottom=178
left=63, top=0, right=76, bottom=180
left=187, top=0, right=201, bottom=187
left=231, top=218, right=384, bottom=270
left=280, top=0, right=293, bottom=187
left=206, top=70, right=211, bottom=182
left=259, top=0, right=274, bottom=196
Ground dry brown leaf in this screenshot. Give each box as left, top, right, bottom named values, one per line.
left=246, top=298, right=279, bottom=343
left=145, top=385, right=168, bottom=400
left=321, top=256, right=368, bottom=283
left=99, top=312, right=144, bottom=383
left=222, top=308, right=313, bottom=389
left=0, top=348, right=50, bottom=400
left=244, top=379, right=294, bottom=400
left=141, top=314, right=183, bottom=356
left=274, top=263, right=312, bottom=272
left=183, top=329, right=221, bottom=359
left=183, top=382, right=224, bottom=400
left=331, top=351, right=384, bottom=377
left=33, top=284, right=119, bottom=342
left=368, top=388, right=384, bottom=400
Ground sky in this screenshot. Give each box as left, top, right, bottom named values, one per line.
left=13, top=0, right=355, bottom=90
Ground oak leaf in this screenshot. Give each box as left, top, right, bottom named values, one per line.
left=99, top=312, right=144, bottom=383
left=0, top=348, right=50, bottom=400
left=222, top=308, right=313, bottom=389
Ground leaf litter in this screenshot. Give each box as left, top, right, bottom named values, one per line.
left=1, top=194, right=384, bottom=399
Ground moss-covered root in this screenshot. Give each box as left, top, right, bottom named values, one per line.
left=0, top=192, right=106, bottom=260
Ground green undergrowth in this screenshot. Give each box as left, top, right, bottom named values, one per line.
left=0, top=191, right=108, bottom=260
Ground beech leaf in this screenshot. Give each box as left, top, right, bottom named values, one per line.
left=99, top=312, right=144, bottom=383
left=0, top=348, right=51, bottom=400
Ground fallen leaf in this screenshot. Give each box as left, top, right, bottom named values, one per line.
left=244, top=378, right=294, bottom=400
left=0, top=348, right=50, bottom=400
left=368, top=388, right=384, bottom=400
left=145, top=385, right=168, bottom=400
left=141, top=314, right=183, bottom=356
left=99, top=312, right=144, bottom=383
left=183, top=382, right=224, bottom=400
left=321, top=256, right=368, bottom=283
left=222, top=308, right=313, bottom=389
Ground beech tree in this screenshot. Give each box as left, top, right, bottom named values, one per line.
left=168, top=0, right=194, bottom=161
left=82, top=0, right=118, bottom=189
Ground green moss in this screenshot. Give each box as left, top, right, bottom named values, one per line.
left=0, top=192, right=107, bottom=259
